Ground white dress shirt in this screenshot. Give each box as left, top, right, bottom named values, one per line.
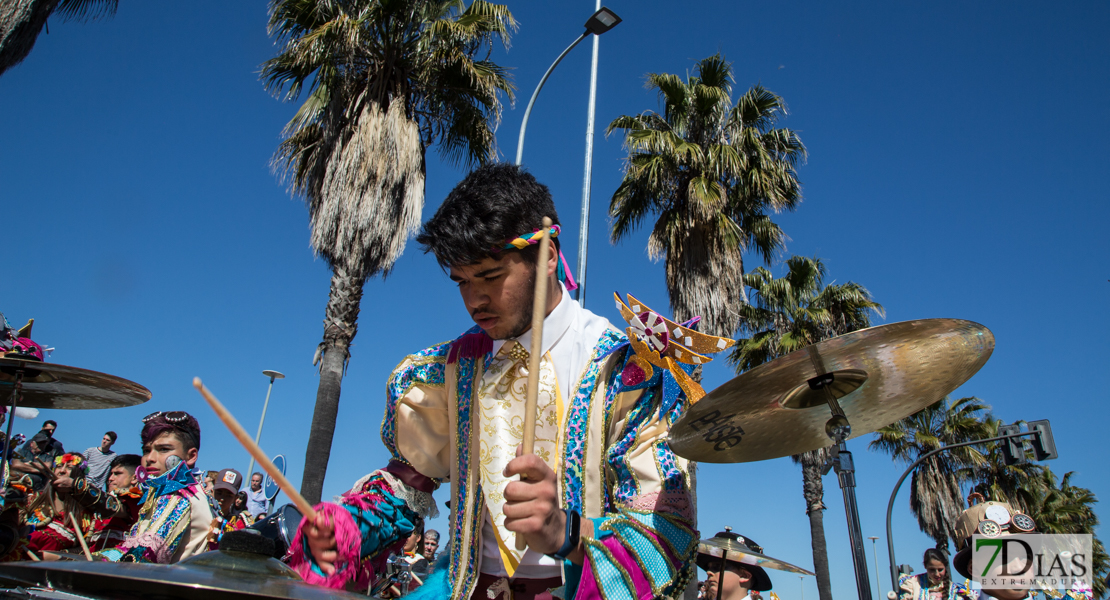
left=479, top=283, right=612, bottom=577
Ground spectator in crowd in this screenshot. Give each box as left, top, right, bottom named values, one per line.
left=234, top=491, right=248, bottom=515
left=207, top=468, right=252, bottom=549
left=422, top=529, right=440, bottom=562
left=39, top=420, right=63, bottom=454
left=12, top=432, right=64, bottom=489
left=81, top=431, right=118, bottom=490
left=245, top=473, right=267, bottom=517
left=899, top=547, right=974, bottom=600
left=202, top=471, right=218, bottom=497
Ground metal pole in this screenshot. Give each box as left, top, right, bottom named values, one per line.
left=884, top=431, right=1038, bottom=592
left=716, top=550, right=727, bottom=600
left=833, top=443, right=873, bottom=600
left=868, top=536, right=881, bottom=600
left=515, top=31, right=590, bottom=167
left=1, top=366, right=23, bottom=495
left=246, top=374, right=278, bottom=480
left=575, top=0, right=601, bottom=306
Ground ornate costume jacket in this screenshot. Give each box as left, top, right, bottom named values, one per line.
left=95, top=463, right=215, bottom=563
left=291, top=320, right=699, bottom=600
left=898, top=574, right=977, bottom=600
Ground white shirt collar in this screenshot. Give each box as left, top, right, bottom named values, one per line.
left=492, top=282, right=574, bottom=358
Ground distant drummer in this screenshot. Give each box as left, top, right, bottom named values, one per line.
left=697, top=529, right=811, bottom=600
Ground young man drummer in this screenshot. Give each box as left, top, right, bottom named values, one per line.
left=293, top=164, right=708, bottom=600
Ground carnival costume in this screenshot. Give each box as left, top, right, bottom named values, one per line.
left=22, top=454, right=94, bottom=554
left=95, top=460, right=215, bottom=563
left=898, top=573, right=976, bottom=600
left=72, top=477, right=142, bottom=550
left=290, top=278, right=735, bottom=600
left=208, top=511, right=255, bottom=551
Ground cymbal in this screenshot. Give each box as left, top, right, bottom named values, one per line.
left=0, top=358, right=151, bottom=409
left=0, top=549, right=369, bottom=600
left=698, top=535, right=814, bottom=576
left=668, top=319, right=994, bottom=463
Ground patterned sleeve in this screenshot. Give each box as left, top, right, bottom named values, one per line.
left=898, top=574, right=922, bottom=600
left=571, top=374, right=699, bottom=600
left=95, top=494, right=192, bottom=563
left=72, top=477, right=127, bottom=519
left=286, top=469, right=428, bottom=589
left=381, top=341, right=451, bottom=479
left=286, top=342, right=451, bottom=590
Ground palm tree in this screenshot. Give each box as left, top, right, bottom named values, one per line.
left=730, top=256, right=883, bottom=600
left=262, top=0, right=515, bottom=504
left=869, top=396, right=994, bottom=550
left=1, top=0, right=116, bottom=77
left=606, top=54, right=806, bottom=337
left=1021, top=469, right=1108, bottom=599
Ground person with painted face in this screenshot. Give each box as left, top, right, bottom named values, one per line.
left=91, top=411, right=216, bottom=563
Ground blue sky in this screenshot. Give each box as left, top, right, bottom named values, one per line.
left=1, top=1, right=1107, bottom=598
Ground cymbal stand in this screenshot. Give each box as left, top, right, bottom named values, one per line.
left=0, top=364, right=24, bottom=497
left=810, top=372, right=873, bottom=600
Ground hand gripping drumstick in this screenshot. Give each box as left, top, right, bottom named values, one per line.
left=193, top=378, right=318, bottom=521
left=515, top=217, right=553, bottom=552
left=69, top=512, right=92, bottom=561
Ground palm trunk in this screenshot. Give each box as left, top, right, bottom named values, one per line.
left=300, top=265, right=364, bottom=505
left=800, top=450, right=834, bottom=600
left=0, top=0, right=59, bottom=77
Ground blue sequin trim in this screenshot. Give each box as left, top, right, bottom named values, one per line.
left=562, top=329, right=625, bottom=512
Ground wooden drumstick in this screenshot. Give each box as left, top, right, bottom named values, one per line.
left=193, top=378, right=318, bottom=521
left=68, top=512, right=92, bottom=561
left=516, top=217, right=553, bottom=551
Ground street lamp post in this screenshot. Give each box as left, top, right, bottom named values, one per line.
left=868, top=536, right=881, bottom=600
left=245, top=370, right=284, bottom=480
left=513, top=7, right=621, bottom=308
left=513, top=7, right=621, bottom=168
left=884, top=424, right=1054, bottom=590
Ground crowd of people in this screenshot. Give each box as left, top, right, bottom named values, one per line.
left=0, top=412, right=275, bottom=562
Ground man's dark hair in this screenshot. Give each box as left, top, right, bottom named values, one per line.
left=416, top=164, right=560, bottom=269
left=141, top=412, right=201, bottom=452
left=105, top=431, right=117, bottom=443
left=43, top=420, right=56, bottom=429
left=110, top=454, right=141, bottom=472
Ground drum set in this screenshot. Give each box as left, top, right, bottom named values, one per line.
left=0, top=316, right=997, bottom=600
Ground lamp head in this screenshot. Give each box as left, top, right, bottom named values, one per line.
left=262, top=370, right=285, bottom=380
left=585, top=7, right=621, bottom=35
